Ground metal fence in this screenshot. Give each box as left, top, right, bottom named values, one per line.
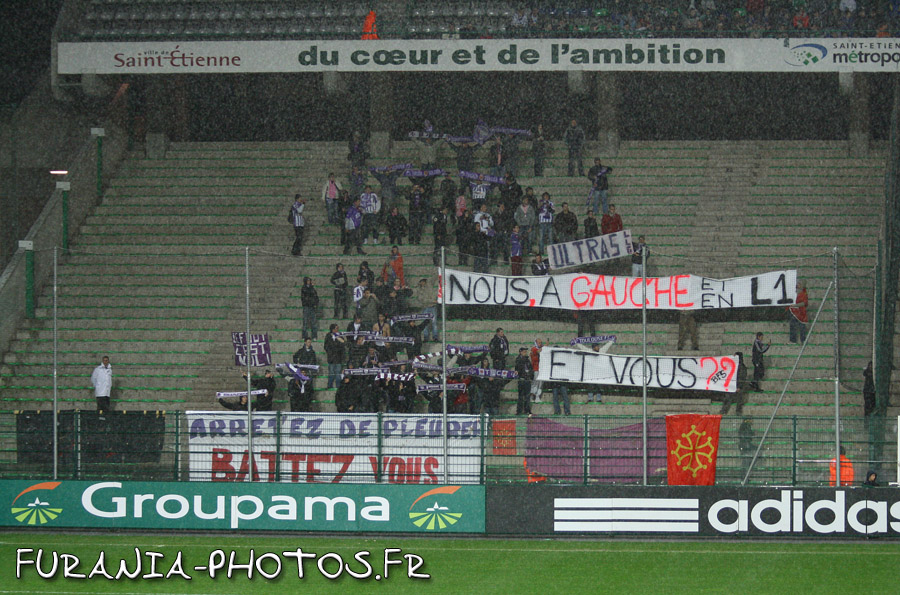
left=1, top=411, right=893, bottom=487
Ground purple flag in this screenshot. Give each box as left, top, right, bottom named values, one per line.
left=232, top=332, right=271, bottom=367
left=588, top=419, right=667, bottom=483
left=525, top=416, right=583, bottom=482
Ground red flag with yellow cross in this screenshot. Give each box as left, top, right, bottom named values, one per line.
left=666, top=414, right=721, bottom=485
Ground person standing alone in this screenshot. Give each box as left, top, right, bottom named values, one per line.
left=289, top=194, right=306, bottom=256
left=91, top=356, right=112, bottom=412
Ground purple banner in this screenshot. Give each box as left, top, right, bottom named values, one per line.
left=589, top=419, right=666, bottom=484
left=342, top=367, right=386, bottom=376
left=369, top=163, right=413, bottom=173
left=459, top=170, right=504, bottom=185
left=466, top=367, right=517, bottom=379
left=489, top=126, right=533, bottom=137
left=408, top=131, right=448, bottom=140
left=275, top=363, right=314, bottom=381
left=381, top=360, right=414, bottom=367
left=334, top=332, right=414, bottom=344
left=570, top=335, right=617, bottom=345
left=417, top=383, right=467, bottom=392
left=447, top=344, right=489, bottom=354
left=215, top=389, right=268, bottom=399
left=231, top=332, right=271, bottom=367
left=376, top=372, right=415, bottom=381
left=391, top=313, right=434, bottom=323
left=524, top=416, right=667, bottom=483
left=412, top=362, right=443, bottom=372
left=403, top=168, right=446, bottom=178
left=525, top=416, right=583, bottom=481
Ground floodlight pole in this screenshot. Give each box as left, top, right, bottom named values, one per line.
left=441, top=247, right=448, bottom=484
left=641, top=260, right=648, bottom=486
left=52, top=246, right=58, bottom=480
left=246, top=247, right=253, bottom=482
left=833, top=247, right=841, bottom=484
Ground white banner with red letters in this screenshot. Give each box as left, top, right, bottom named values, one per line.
left=438, top=268, right=796, bottom=311
left=186, top=412, right=481, bottom=484
left=537, top=348, right=738, bottom=393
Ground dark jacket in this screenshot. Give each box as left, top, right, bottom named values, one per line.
left=584, top=215, right=599, bottom=238
left=287, top=377, right=312, bottom=412
left=301, top=282, right=319, bottom=308
left=554, top=210, right=578, bottom=237
left=324, top=333, right=346, bottom=365
left=249, top=375, right=275, bottom=411
left=293, top=345, right=317, bottom=367
left=386, top=212, right=408, bottom=238
left=330, top=270, right=348, bottom=292
left=489, top=334, right=509, bottom=361
left=432, top=211, right=449, bottom=246
left=515, top=354, right=534, bottom=381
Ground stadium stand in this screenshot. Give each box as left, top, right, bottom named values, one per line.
left=0, top=137, right=888, bottom=422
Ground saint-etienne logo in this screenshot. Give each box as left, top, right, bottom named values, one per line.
left=785, top=43, right=827, bottom=68
left=408, top=486, right=464, bottom=531
left=10, top=482, right=63, bottom=525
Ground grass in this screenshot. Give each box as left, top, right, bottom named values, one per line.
left=2, top=533, right=898, bottom=594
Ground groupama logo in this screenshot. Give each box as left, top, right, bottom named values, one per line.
left=10, top=482, right=63, bottom=525
left=785, top=44, right=827, bottom=67
left=408, top=486, right=463, bottom=530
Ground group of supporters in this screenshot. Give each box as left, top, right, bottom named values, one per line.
left=268, top=125, right=636, bottom=415
left=294, top=123, right=633, bottom=275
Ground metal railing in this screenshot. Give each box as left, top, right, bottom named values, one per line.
left=0, top=411, right=892, bottom=487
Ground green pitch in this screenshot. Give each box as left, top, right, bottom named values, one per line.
left=2, top=533, right=897, bottom=593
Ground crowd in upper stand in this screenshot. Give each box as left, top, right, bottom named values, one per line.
left=409, top=0, right=897, bottom=39
left=67, top=1, right=899, bottom=42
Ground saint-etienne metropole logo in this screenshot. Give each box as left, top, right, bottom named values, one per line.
left=408, top=486, right=465, bottom=531
left=10, top=482, right=63, bottom=526
left=785, top=43, right=827, bottom=68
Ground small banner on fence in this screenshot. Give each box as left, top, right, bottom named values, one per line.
left=547, top=230, right=634, bottom=270
left=232, top=333, right=272, bottom=367
left=438, top=269, right=797, bottom=311
left=492, top=420, right=517, bottom=456
left=537, top=348, right=737, bottom=393
left=666, top=414, right=722, bottom=486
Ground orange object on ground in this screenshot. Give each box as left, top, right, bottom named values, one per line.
left=523, top=459, right=547, bottom=483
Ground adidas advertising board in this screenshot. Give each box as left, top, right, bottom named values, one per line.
left=486, top=486, right=900, bottom=538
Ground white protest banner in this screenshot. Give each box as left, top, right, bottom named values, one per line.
left=547, top=230, right=633, bottom=270
left=537, top=348, right=738, bottom=393
left=438, top=268, right=796, bottom=311
left=186, top=412, right=481, bottom=484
